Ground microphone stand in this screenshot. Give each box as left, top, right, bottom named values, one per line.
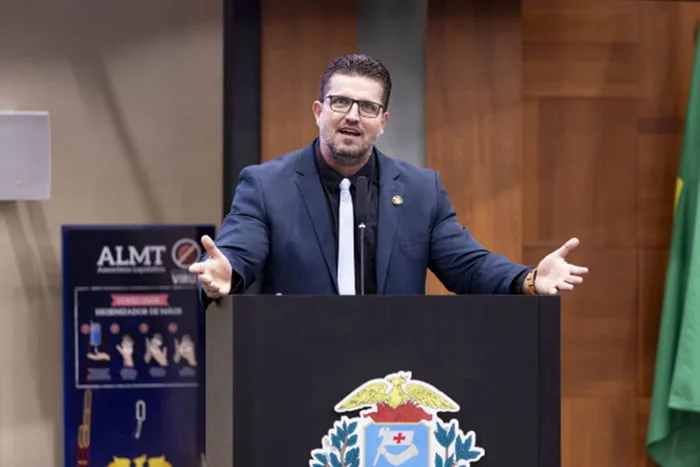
left=359, top=221, right=366, bottom=296
left=355, top=175, right=369, bottom=296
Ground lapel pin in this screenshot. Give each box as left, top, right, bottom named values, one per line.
left=392, top=195, right=403, bottom=206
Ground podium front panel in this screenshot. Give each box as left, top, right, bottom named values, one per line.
left=232, top=295, right=559, bottom=467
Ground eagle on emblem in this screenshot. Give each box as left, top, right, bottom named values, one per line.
left=335, top=370, right=459, bottom=413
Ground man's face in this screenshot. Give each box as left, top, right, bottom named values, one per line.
left=313, top=73, right=389, bottom=167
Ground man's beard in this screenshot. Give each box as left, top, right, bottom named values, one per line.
left=326, top=134, right=370, bottom=167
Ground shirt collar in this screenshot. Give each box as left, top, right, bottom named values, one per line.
left=313, top=138, right=377, bottom=189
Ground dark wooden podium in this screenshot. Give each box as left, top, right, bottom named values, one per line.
left=229, top=295, right=560, bottom=467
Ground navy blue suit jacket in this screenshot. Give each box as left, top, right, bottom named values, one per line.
left=211, top=139, right=530, bottom=296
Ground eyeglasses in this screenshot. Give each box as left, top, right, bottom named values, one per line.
left=326, top=95, right=383, bottom=118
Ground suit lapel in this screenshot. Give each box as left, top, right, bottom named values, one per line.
left=376, top=152, right=403, bottom=294
left=294, top=142, right=338, bottom=291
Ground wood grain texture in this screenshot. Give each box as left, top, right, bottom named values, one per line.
left=523, top=2, right=638, bottom=98
left=426, top=0, right=700, bottom=464
left=637, top=100, right=682, bottom=248
left=425, top=0, right=523, bottom=294
left=523, top=96, right=638, bottom=248
left=522, top=1, right=700, bottom=466
left=638, top=249, right=668, bottom=399
left=637, top=397, right=655, bottom=467
left=523, top=2, right=642, bottom=465
left=524, top=247, right=637, bottom=397
left=260, top=0, right=356, bottom=161
left=637, top=2, right=700, bottom=100
left=562, top=397, right=638, bottom=466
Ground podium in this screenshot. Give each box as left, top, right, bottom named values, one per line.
left=228, top=294, right=560, bottom=467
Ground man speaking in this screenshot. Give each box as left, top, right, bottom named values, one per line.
left=189, top=54, right=588, bottom=302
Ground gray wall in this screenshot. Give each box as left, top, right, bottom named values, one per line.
left=357, top=0, right=427, bottom=168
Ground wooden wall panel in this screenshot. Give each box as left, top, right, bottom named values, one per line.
left=562, top=397, right=637, bottom=467
left=524, top=248, right=637, bottom=396
left=637, top=397, right=654, bottom=467
left=260, top=0, right=356, bottom=162
left=523, top=3, right=638, bottom=98
left=638, top=2, right=697, bottom=101
left=637, top=100, right=682, bottom=248
left=638, top=249, right=668, bottom=398
left=524, top=96, right=638, bottom=247
left=521, top=1, right=700, bottom=466
left=523, top=2, right=641, bottom=466
left=427, top=0, right=700, bottom=465
left=425, top=0, right=523, bottom=295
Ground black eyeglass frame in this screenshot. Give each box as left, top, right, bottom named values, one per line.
left=325, top=95, right=385, bottom=118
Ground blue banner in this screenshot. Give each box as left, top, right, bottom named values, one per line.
left=62, top=225, right=215, bottom=467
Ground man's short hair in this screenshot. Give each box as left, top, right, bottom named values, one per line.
left=318, top=54, right=392, bottom=111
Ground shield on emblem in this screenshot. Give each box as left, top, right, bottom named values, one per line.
left=364, top=422, right=431, bottom=467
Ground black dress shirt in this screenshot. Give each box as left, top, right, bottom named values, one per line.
left=314, top=141, right=378, bottom=295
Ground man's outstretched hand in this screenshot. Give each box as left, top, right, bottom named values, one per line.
left=534, top=237, right=589, bottom=295
left=188, top=235, right=232, bottom=299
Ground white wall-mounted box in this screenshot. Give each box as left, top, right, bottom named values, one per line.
left=0, top=110, right=51, bottom=200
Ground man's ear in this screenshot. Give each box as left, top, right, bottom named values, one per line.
left=379, top=111, right=389, bottom=134
left=312, top=100, right=322, bottom=125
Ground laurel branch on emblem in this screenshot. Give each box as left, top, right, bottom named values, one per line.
left=433, top=419, right=485, bottom=467
left=309, top=371, right=485, bottom=467
left=310, top=417, right=360, bottom=467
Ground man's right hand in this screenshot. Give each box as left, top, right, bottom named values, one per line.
left=188, top=235, right=232, bottom=299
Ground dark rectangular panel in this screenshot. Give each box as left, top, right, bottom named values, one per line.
left=233, top=295, right=559, bottom=467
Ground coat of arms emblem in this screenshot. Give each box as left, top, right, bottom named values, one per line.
left=309, top=371, right=485, bottom=467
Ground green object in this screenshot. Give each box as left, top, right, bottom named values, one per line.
left=646, top=29, right=700, bottom=466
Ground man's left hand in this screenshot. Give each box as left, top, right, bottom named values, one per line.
left=534, top=237, right=588, bottom=295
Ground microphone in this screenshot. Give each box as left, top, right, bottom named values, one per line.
left=355, top=176, right=369, bottom=296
